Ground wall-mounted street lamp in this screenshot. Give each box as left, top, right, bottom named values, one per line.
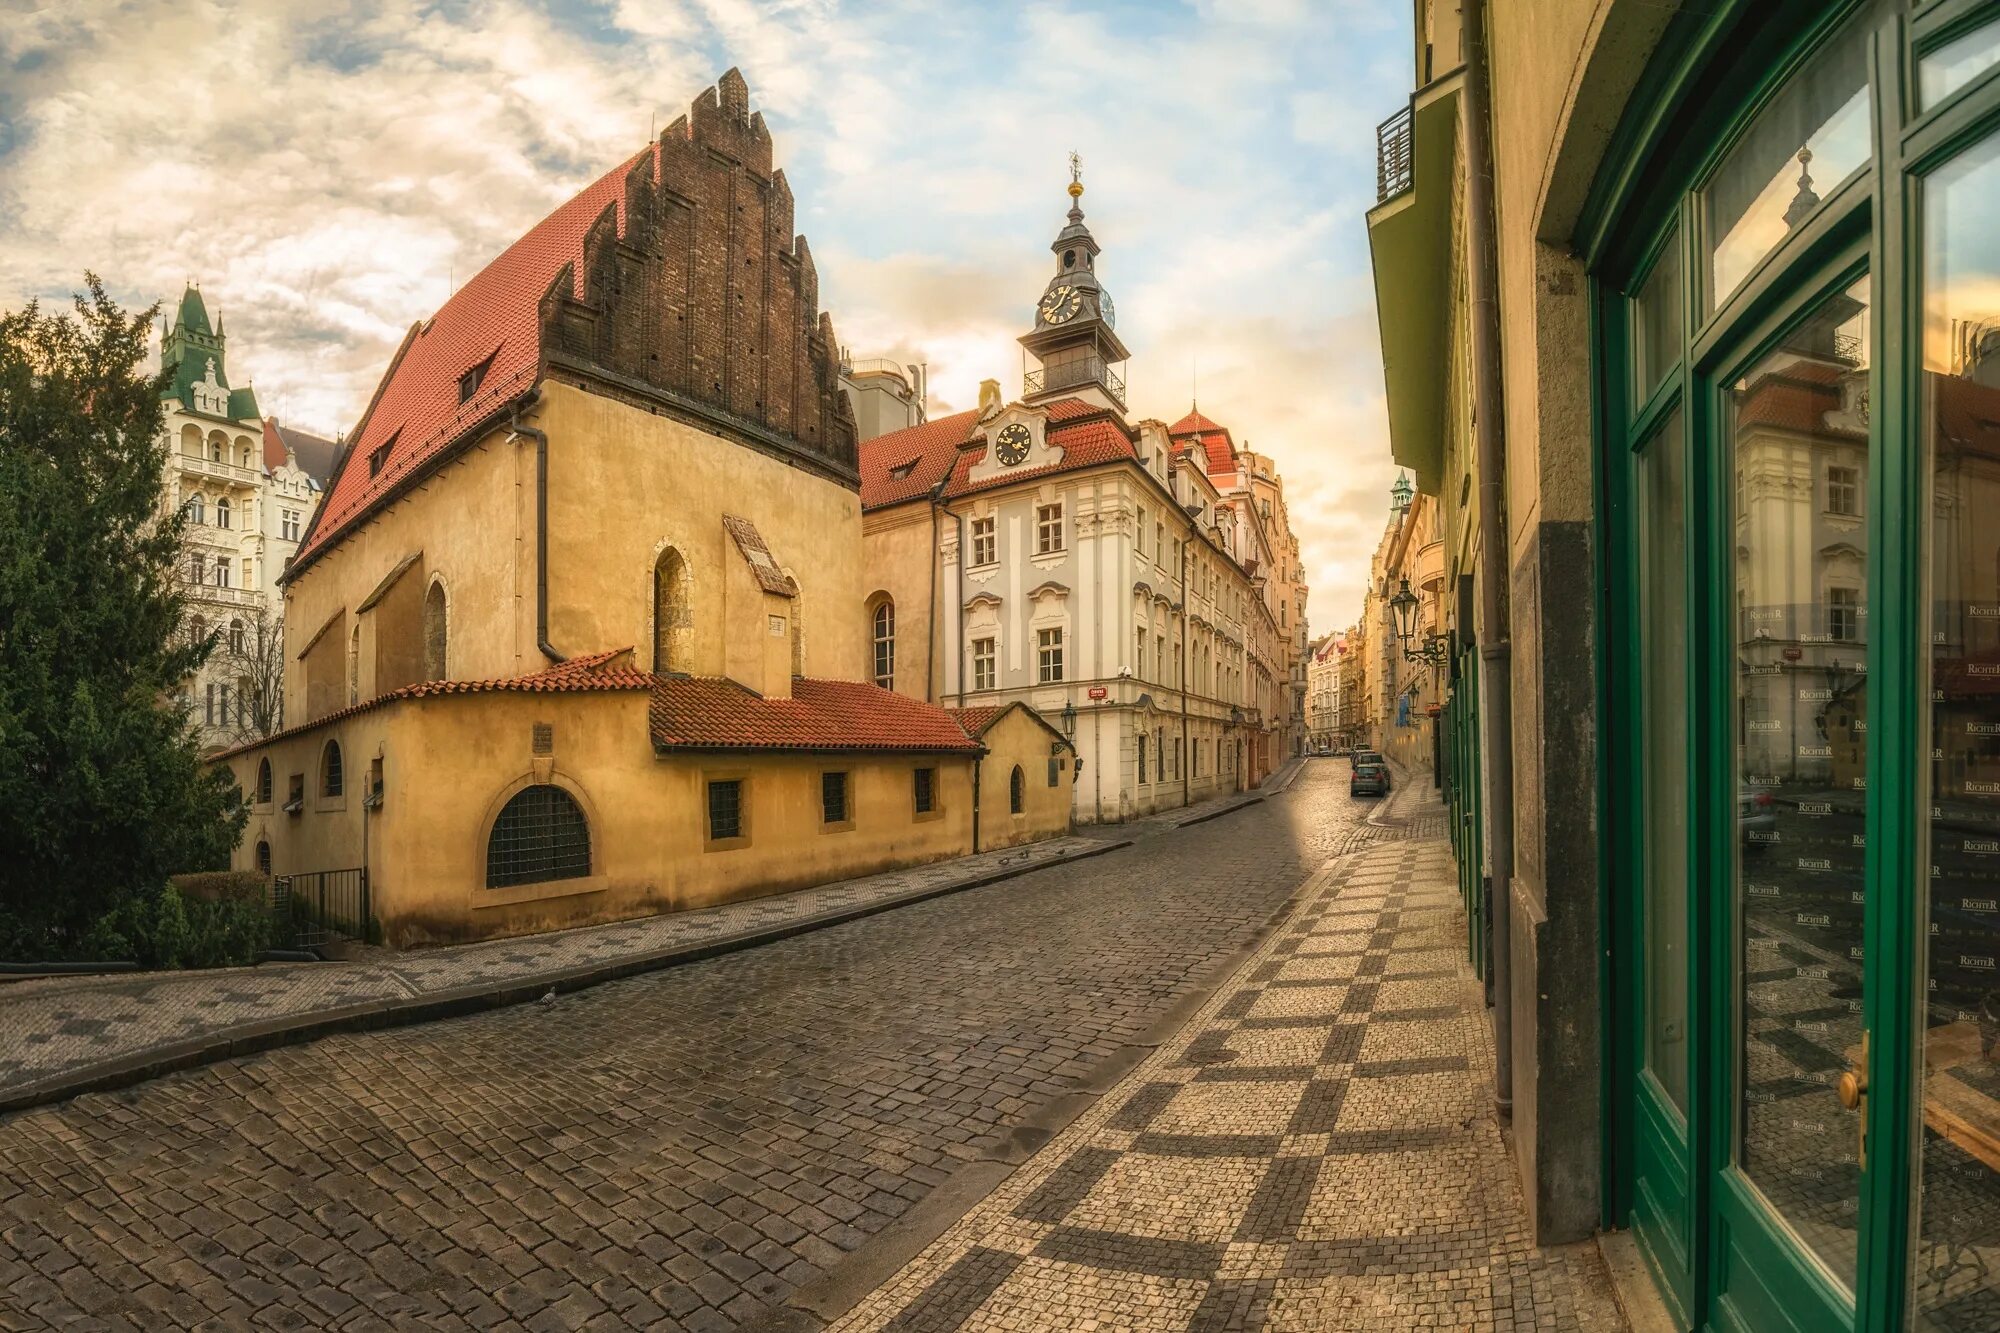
left=1389, top=577, right=1449, bottom=668
left=1061, top=699, right=1077, bottom=736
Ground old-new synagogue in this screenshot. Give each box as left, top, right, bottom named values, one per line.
left=219, top=72, right=1072, bottom=947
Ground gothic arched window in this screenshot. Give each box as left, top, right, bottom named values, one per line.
left=423, top=580, right=448, bottom=681
left=653, top=548, right=691, bottom=674
left=871, top=598, right=896, bottom=690
left=215, top=497, right=231, bottom=529
left=1009, top=765, right=1025, bottom=814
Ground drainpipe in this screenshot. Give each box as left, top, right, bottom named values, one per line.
left=505, top=392, right=563, bottom=664
left=972, top=752, right=982, bottom=854
left=1464, top=0, right=1516, bottom=1119
left=954, top=510, right=969, bottom=707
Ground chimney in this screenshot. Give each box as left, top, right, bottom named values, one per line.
left=978, top=379, right=1003, bottom=420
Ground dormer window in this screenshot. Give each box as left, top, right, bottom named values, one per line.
left=889, top=459, right=918, bottom=480
left=368, top=444, right=390, bottom=478
left=458, top=364, right=484, bottom=404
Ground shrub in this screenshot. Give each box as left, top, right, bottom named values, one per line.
left=168, top=871, right=268, bottom=906
left=80, top=885, right=280, bottom=970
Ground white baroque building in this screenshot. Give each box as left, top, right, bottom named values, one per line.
left=160, top=285, right=331, bottom=750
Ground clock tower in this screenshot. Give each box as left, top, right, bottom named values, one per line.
left=1020, top=155, right=1131, bottom=414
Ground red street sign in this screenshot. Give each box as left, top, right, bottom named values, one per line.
left=1782, top=648, right=1803, bottom=661
left=1087, top=686, right=1108, bottom=700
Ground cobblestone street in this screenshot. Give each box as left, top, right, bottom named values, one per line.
left=0, top=762, right=1622, bottom=1330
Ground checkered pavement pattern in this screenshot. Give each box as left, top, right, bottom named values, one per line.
left=830, top=830, right=1627, bottom=1331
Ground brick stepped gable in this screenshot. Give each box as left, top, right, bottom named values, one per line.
left=542, top=67, right=858, bottom=477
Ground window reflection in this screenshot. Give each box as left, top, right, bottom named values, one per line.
left=1732, top=276, right=1872, bottom=1286
left=1922, top=19, right=2000, bottom=110
left=1916, top=136, right=2000, bottom=1331
left=1706, top=3, right=1881, bottom=309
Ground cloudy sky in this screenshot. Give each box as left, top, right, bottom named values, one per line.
left=1, top=0, right=1410, bottom=630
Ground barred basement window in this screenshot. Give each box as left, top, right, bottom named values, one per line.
left=486, top=784, right=591, bottom=888
left=913, top=767, right=936, bottom=815
left=822, top=771, right=849, bottom=825
left=708, top=779, right=744, bottom=842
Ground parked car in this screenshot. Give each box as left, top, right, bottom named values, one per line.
left=1352, top=762, right=1391, bottom=797
left=1351, top=748, right=1384, bottom=770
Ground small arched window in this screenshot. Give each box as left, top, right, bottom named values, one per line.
left=486, top=784, right=591, bottom=888
left=321, top=740, right=343, bottom=797
left=348, top=625, right=360, bottom=705
left=229, top=618, right=245, bottom=655
left=872, top=599, right=896, bottom=690
left=210, top=435, right=223, bottom=461
left=423, top=580, right=448, bottom=681
left=215, top=496, right=231, bottom=529
left=255, top=840, right=272, bottom=877
left=653, top=547, right=691, bottom=674
left=190, top=614, right=208, bottom=645
left=1009, top=765, right=1025, bottom=815
left=255, top=757, right=272, bottom=803
left=184, top=493, right=205, bottom=525
left=189, top=553, right=205, bottom=584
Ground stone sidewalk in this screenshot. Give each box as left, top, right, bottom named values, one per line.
left=0, top=766, right=1302, bottom=1114
left=822, top=792, right=1627, bottom=1332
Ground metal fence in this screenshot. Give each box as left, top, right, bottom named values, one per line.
left=270, top=868, right=372, bottom=951
left=1377, top=106, right=1414, bottom=203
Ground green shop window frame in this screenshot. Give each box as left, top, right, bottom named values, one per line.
left=1585, top=0, right=2000, bottom=1329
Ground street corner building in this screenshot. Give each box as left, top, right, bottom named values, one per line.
left=216, top=70, right=1073, bottom=949
left=848, top=170, right=1311, bottom=824
left=1369, top=0, right=2000, bottom=1328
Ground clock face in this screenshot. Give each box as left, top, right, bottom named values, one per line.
left=995, top=423, right=1032, bottom=466
left=1099, top=292, right=1116, bottom=327
left=1039, top=285, right=1081, bottom=325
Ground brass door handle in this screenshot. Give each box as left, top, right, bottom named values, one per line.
left=1840, top=1030, right=1870, bottom=1169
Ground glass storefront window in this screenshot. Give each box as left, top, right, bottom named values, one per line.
left=1705, top=6, right=1878, bottom=310
left=1641, top=406, right=1691, bottom=1112
left=1731, top=275, right=1872, bottom=1286
left=1922, top=19, right=2000, bottom=110
left=1633, top=241, right=1683, bottom=404
left=1914, top=135, right=2000, bottom=1329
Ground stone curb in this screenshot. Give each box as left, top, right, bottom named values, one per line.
left=0, top=838, right=1134, bottom=1117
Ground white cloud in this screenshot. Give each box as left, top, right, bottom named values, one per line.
left=1, top=0, right=1409, bottom=628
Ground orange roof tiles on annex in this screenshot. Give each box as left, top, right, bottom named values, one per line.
left=293, top=148, right=651, bottom=571
left=856, top=398, right=1135, bottom=511
left=651, top=678, right=985, bottom=754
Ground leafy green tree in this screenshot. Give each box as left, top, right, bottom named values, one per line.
left=0, top=276, right=246, bottom=959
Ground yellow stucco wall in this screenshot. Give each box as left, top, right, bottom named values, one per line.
left=225, top=689, right=978, bottom=948
left=538, top=380, right=864, bottom=683
left=859, top=501, right=942, bottom=701
left=973, top=708, right=1074, bottom=850
left=284, top=378, right=867, bottom=710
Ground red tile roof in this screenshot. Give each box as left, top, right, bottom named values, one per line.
left=651, top=677, right=984, bottom=754
left=292, top=148, right=651, bottom=571
left=948, top=705, right=1007, bottom=736
left=858, top=399, right=1138, bottom=510
left=211, top=648, right=654, bottom=759
left=948, top=702, right=1074, bottom=751
left=1168, top=405, right=1238, bottom=477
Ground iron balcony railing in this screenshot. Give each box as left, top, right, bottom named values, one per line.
left=1024, top=357, right=1126, bottom=409
left=1377, top=105, right=1414, bottom=203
